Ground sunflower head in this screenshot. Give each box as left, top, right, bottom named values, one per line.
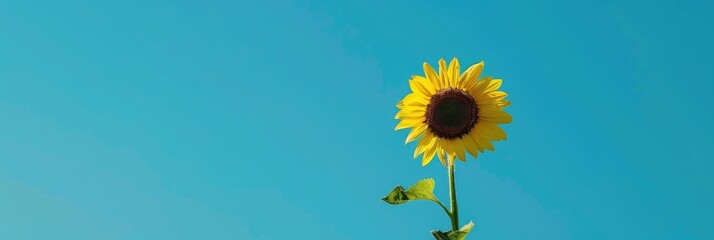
left=395, top=58, right=512, bottom=166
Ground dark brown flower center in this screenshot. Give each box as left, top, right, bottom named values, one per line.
left=425, top=88, right=478, bottom=139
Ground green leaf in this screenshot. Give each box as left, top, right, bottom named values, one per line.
left=446, top=221, right=475, bottom=240
left=381, top=178, right=439, bottom=205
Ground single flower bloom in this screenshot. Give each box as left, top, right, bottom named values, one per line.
left=395, top=58, right=512, bottom=166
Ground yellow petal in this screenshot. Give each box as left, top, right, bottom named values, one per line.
left=479, top=109, right=512, bottom=123
left=461, top=61, right=484, bottom=90
left=395, top=115, right=424, bottom=121
left=401, top=100, right=427, bottom=108
left=436, top=148, right=447, bottom=166
left=398, top=117, right=425, bottom=124
left=395, top=118, right=424, bottom=130
left=452, top=138, right=467, bottom=161
left=400, top=104, right=426, bottom=112
left=468, top=76, right=492, bottom=96
left=397, top=107, right=426, bottom=113
left=412, top=75, right=436, bottom=95
left=414, top=132, right=432, bottom=159
left=475, top=124, right=496, bottom=140
left=473, top=130, right=495, bottom=151
left=409, top=77, right=434, bottom=97
left=394, top=107, right=426, bottom=119
left=466, top=132, right=486, bottom=152
left=482, top=79, right=503, bottom=93
left=394, top=108, right=425, bottom=119
left=438, top=58, right=449, bottom=88
left=476, top=91, right=508, bottom=102
left=402, top=93, right=429, bottom=105
left=440, top=139, right=454, bottom=157
left=477, top=94, right=509, bottom=108
left=448, top=57, right=460, bottom=88
left=462, top=134, right=480, bottom=158
left=475, top=123, right=506, bottom=141
left=405, top=124, right=428, bottom=144
left=423, top=62, right=441, bottom=90
left=414, top=131, right=435, bottom=157
left=477, top=124, right=503, bottom=141
left=422, top=141, right=438, bottom=166
left=490, top=125, right=507, bottom=140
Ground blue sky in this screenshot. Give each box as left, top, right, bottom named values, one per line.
left=1, top=0, right=713, bottom=239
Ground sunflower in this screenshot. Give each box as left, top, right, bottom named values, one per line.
left=395, top=58, right=512, bottom=166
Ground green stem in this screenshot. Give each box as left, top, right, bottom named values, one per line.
left=448, top=162, right=459, bottom=231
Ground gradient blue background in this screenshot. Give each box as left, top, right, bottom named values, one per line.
left=1, top=0, right=713, bottom=239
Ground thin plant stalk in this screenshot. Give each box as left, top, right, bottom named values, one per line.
left=448, top=162, right=459, bottom=231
